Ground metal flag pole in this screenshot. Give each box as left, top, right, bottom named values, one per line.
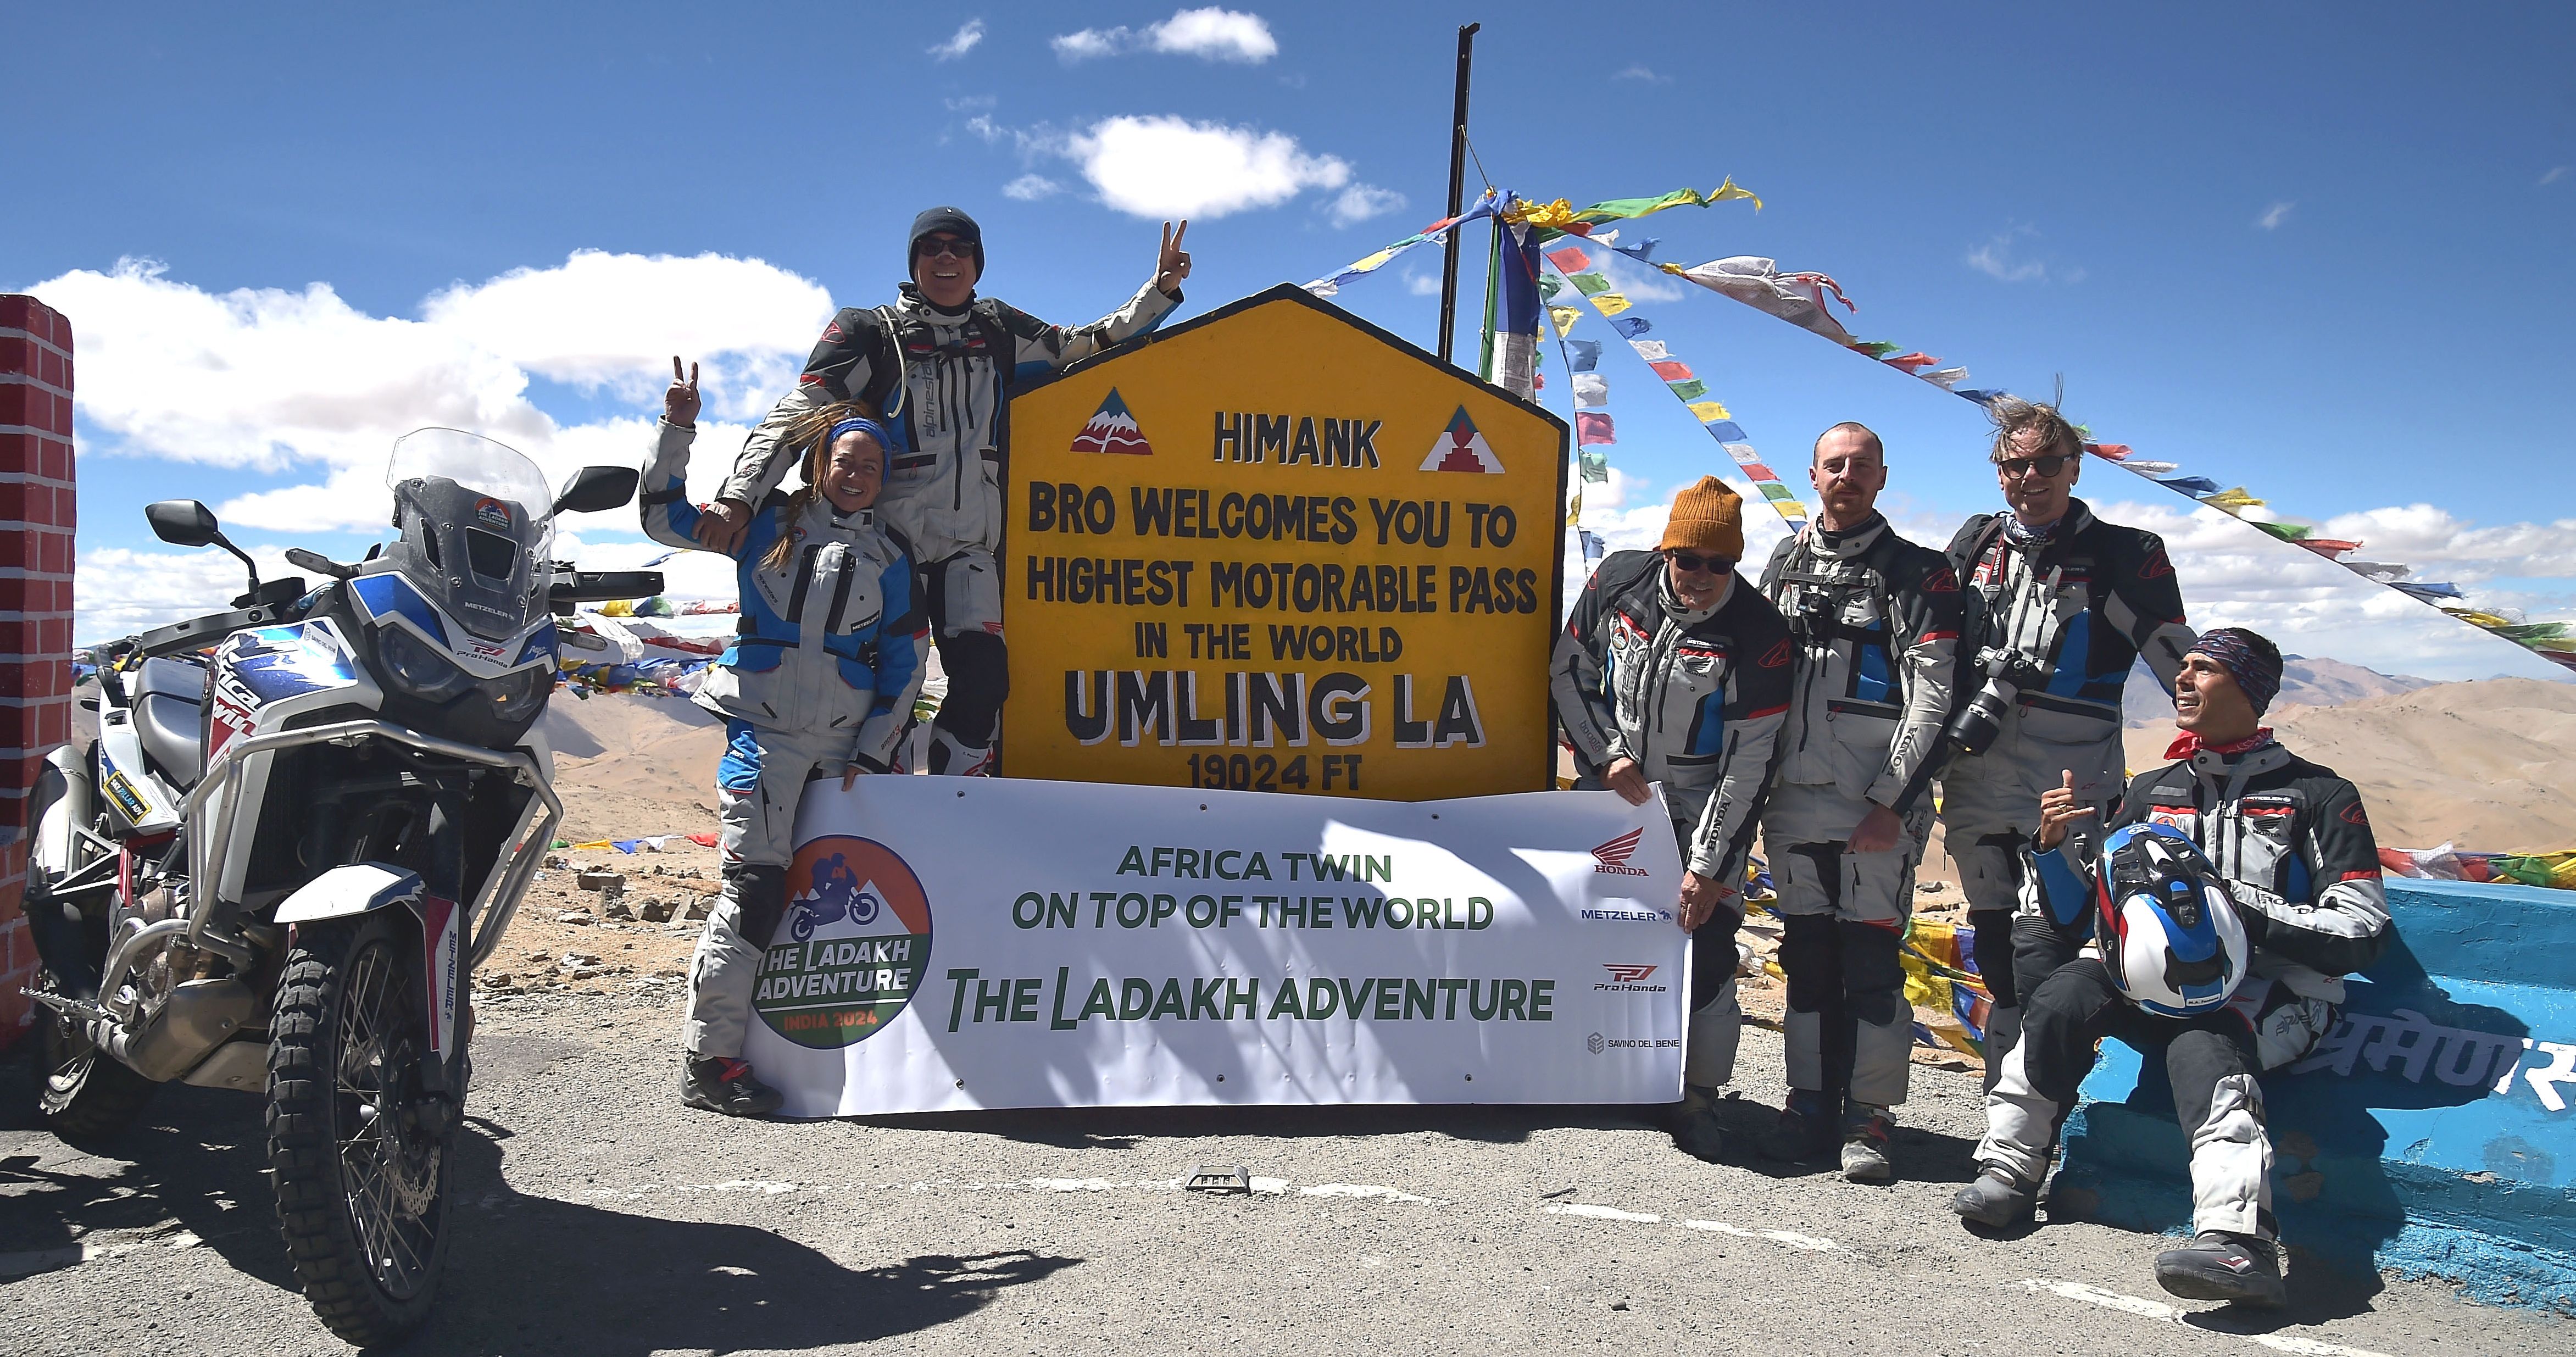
left=1436, top=22, right=1479, bottom=365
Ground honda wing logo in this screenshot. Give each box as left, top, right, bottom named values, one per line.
left=1592, top=828, right=1650, bottom=877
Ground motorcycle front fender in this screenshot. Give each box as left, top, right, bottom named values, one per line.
left=275, top=863, right=464, bottom=1069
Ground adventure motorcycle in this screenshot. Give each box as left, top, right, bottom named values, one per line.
left=20, top=429, right=659, bottom=1345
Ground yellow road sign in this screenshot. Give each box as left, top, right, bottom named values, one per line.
left=1001, top=285, right=1570, bottom=800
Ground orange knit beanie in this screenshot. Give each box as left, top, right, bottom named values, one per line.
left=1658, top=476, right=1745, bottom=560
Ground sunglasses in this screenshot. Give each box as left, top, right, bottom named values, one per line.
left=1997, top=453, right=2072, bottom=479
left=916, top=237, right=976, bottom=260
left=1667, top=552, right=1733, bottom=575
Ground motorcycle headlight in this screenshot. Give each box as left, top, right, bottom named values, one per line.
left=479, top=663, right=552, bottom=717
left=377, top=624, right=472, bottom=701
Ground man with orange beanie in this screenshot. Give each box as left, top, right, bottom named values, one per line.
left=1553, top=476, right=1794, bottom=1159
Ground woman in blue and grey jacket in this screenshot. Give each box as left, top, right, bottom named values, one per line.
left=642, top=358, right=928, bottom=1117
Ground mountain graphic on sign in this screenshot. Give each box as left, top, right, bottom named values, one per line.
left=1071, top=387, right=1153, bottom=455
left=1420, top=405, right=1504, bottom=473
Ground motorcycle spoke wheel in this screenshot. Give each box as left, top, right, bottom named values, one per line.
left=268, top=913, right=451, bottom=1345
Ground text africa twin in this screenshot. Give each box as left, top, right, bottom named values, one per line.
left=20, top=430, right=658, bottom=1345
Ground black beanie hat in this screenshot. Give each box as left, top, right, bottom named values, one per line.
left=909, top=206, right=984, bottom=276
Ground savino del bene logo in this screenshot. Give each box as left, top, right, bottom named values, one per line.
left=752, top=837, right=933, bottom=1049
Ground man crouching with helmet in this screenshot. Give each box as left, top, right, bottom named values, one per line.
left=1951, top=628, right=2391, bottom=1306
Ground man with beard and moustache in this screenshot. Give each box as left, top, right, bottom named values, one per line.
left=1938, top=397, right=2195, bottom=1082
left=695, top=210, right=1193, bottom=776
left=1754, top=423, right=1963, bottom=1180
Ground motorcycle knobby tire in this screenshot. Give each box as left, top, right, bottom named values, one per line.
left=266, top=911, right=452, bottom=1346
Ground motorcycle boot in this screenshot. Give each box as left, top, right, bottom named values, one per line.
left=1840, top=1105, right=1896, bottom=1182
left=1759, top=1087, right=1841, bottom=1163
left=926, top=728, right=996, bottom=777
left=1671, top=1085, right=1729, bottom=1162
left=1951, top=1164, right=2038, bottom=1227
left=2154, top=1231, right=2287, bottom=1308
left=681, top=1055, right=785, bottom=1118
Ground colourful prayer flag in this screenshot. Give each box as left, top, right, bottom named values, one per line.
left=1576, top=411, right=1616, bottom=446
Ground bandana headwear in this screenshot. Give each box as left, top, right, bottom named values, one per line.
left=2191, top=627, right=2283, bottom=716
left=823, top=416, right=891, bottom=459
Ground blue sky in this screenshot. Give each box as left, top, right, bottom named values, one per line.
left=8, top=2, right=2573, bottom=679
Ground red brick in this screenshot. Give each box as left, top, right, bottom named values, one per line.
left=36, top=703, right=66, bottom=746
left=0, top=296, right=35, bottom=333
left=40, top=437, right=70, bottom=480
left=38, top=532, right=66, bottom=575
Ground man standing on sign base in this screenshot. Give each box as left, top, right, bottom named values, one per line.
left=1938, top=397, right=2195, bottom=1076
left=1755, top=423, right=1962, bottom=1181
left=1953, top=627, right=2390, bottom=1308
left=697, top=208, right=1192, bottom=776
left=1553, top=477, right=1793, bottom=1159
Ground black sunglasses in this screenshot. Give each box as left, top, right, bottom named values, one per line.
left=1997, top=453, right=2072, bottom=479
left=916, top=237, right=976, bottom=260
left=1667, top=552, right=1732, bottom=575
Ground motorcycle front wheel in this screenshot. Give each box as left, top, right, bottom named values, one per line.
left=266, top=911, right=453, bottom=1346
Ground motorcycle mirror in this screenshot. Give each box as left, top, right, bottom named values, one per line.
left=144, top=499, right=222, bottom=548
left=552, top=465, right=641, bottom=516
left=145, top=498, right=262, bottom=594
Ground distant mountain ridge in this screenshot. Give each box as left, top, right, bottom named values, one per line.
left=2123, top=654, right=2436, bottom=727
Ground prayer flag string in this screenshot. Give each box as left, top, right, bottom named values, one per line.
left=1673, top=255, right=2576, bottom=674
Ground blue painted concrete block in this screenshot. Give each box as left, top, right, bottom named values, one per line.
left=2056, top=878, right=2576, bottom=1312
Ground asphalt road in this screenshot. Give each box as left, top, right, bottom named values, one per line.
left=4, top=987, right=2564, bottom=1357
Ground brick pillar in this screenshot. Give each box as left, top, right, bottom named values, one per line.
left=0, top=294, right=76, bottom=1051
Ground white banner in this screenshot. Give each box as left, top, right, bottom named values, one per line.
left=740, top=776, right=1688, bottom=1116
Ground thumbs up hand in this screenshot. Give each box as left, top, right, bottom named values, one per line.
left=2035, top=769, right=2096, bottom=852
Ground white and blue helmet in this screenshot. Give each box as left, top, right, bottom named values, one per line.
left=2096, top=823, right=2250, bottom=1017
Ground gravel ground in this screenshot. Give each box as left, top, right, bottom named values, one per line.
left=5, top=958, right=2566, bottom=1357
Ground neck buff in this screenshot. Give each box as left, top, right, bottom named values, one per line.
left=2002, top=512, right=2063, bottom=546
left=2165, top=726, right=2276, bottom=761
left=1816, top=511, right=1884, bottom=551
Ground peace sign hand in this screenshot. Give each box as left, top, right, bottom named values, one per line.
left=664, top=356, right=700, bottom=427
left=1155, top=220, right=1192, bottom=298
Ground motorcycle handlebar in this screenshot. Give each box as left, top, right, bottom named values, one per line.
left=549, top=570, right=664, bottom=603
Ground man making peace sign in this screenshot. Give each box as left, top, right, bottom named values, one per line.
left=696, top=209, right=1193, bottom=775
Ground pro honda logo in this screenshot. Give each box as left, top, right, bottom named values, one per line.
left=1604, top=964, right=1656, bottom=982
left=1592, top=828, right=1651, bottom=877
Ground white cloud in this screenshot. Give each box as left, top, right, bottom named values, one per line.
left=1067, top=115, right=1349, bottom=219
left=421, top=249, right=830, bottom=413
left=928, top=19, right=984, bottom=60
left=1590, top=249, right=1685, bottom=303
left=1405, top=271, right=1442, bottom=297
left=1054, top=8, right=1276, bottom=63
left=1612, top=65, right=1670, bottom=84
left=2256, top=201, right=2294, bottom=230
left=1003, top=174, right=1065, bottom=201
left=31, top=254, right=825, bottom=546
left=1148, top=7, right=1277, bottom=62
left=1966, top=227, right=2083, bottom=284
left=1327, top=183, right=1406, bottom=227
left=1051, top=28, right=1126, bottom=61
left=2541, top=166, right=2569, bottom=186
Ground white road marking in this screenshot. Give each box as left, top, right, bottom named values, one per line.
left=679, top=1179, right=799, bottom=1194
left=1548, top=1203, right=1661, bottom=1223
left=2018, top=1278, right=2395, bottom=1357
left=1301, top=1184, right=1443, bottom=1204
left=1546, top=1203, right=1844, bottom=1253
left=0, top=1228, right=202, bottom=1277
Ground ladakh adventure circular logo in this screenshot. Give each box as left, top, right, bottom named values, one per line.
left=752, top=836, right=934, bottom=1049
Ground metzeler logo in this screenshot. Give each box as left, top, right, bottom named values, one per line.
left=1592, top=828, right=1651, bottom=876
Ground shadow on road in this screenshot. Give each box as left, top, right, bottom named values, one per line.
left=4, top=1052, right=1080, bottom=1354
